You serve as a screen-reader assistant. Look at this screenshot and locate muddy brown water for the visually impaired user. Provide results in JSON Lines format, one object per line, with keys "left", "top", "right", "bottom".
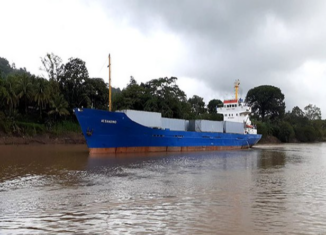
{"left": 0, "top": 143, "right": 326, "bottom": 234}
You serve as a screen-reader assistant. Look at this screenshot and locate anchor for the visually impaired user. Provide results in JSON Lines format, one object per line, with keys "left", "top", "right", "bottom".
{"left": 86, "top": 128, "right": 93, "bottom": 136}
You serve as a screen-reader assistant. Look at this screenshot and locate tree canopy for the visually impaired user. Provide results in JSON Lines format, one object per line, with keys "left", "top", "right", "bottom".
{"left": 0, "top": 57, "right": 12, "bottom": 77}
{"left": 304, "top": 104, "right": 322, "bottom": 120}
{"left": 207, "top": 99, "right": 223, "bottom": 114}
{"left": 0, "top": 57, "right": 31, "bottom": 77}
{"left": 246, "top": 85, "right": 285, "bottom": 121}
{"left": 59, "top": 58, "right": 90, "bottom": 110}
{"left": 188, "top": 95, "right": 206, "bottom": 117}
{"left": 114, "top": 77, "right": 190, "bottom": 119}
{"left": 40, "top": 53, "right": 63, "bottom": 81}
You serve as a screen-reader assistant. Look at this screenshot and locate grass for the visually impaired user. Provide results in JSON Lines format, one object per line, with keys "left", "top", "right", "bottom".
{"left": 51, "top": 120, "right": 81, "bottom": 135}
{"left": 0, "top": 117, "right": 81, "bottom": 137}
{"left": 16, "top": 121, "right": 45, "bottom": 136}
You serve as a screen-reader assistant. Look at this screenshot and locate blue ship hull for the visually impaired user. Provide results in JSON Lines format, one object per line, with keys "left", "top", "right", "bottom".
{"left": 74, "top": 108, "right": 262, "bottom": 154}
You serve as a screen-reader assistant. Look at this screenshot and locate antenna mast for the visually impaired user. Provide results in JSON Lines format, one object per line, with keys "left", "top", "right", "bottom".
{"left": 108, "top": 54, "right": 112, "bottom": 111}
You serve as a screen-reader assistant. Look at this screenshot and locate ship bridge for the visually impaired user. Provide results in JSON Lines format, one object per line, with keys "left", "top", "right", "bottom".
{"left": 217, "top": 98, "right": 252, "bottom": 124}
{"left": 216, "top": 80, "right": 257, "bottom": 134}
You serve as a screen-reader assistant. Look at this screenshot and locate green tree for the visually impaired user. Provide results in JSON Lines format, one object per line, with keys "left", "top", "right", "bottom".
{"left": 285, "top": 106, "right": 309, "bottom": 126}
{"left": 304, "top": 104, "right": 322, "bottom": 120}
{"left": 188, "top": 95, "right": 206, "bottom": 117}
{"left": 114, "top": 77, "right": 146, "bottom": 111}
{"left": 0, "top": 57, "right": 31, "bottom": 78}
{"left": 84, "top": 77, "right": 110, "bottom": 110}
{"left": 303, "top": 126, "right": 318, "bottom": 142}
{"left": 277, "top": 121, "right": 295, "bottom": 142}
{"left": 40, "top": 53, "right": 63, "bottom": 81}
{"left": 115, "top": 77, "right": 188, "bottom": 119}
{"left": 1, "top": 76, "right": 19, "bottom": 114}
{"left": 59, "top": 58, "right": 89, "bottom": 110}
{"left": 245, "top": 85, "right": 285, "bottom": 121}
{"left": 48, "top": 94, "right": 70, "bottom": 119}
{"left": 207, "top": 99, "right": 223, "bottom": 114}
{"left": 16, "top": 73, "right": 34, "bottom": 114}
{"left": 256, "top": 121, "right": 274, "bottom": 136}
{"left": 292, "top": 106, "right": 305, "bottom": 117}
{"left": 283, "top": 105, "right": 323, "bottom": 142}
{"left": 0, "top": 77, "right": 6, "bottom": 112}
{"left": 0, "top": 57, "right": 13, "bottom": 77}
{"left": 34, "top": 77, "right": 51, "bottom": 117}
{"left": 143, "top": 77, "right": 188, "bottom": 118}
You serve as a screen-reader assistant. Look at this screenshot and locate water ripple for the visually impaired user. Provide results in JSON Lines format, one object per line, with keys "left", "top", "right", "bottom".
{"left": 1, "top": 144, "right": 326, "bottom": 234}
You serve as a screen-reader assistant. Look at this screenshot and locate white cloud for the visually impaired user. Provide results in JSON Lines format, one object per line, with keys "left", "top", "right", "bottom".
{"left": 284, "top": 60, "right": 326, "bottom": 117}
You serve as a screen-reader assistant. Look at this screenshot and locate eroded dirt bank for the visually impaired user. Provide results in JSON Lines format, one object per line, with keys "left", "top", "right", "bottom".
{"left": 0, "top": 133, "right": 86, "bottom": 145}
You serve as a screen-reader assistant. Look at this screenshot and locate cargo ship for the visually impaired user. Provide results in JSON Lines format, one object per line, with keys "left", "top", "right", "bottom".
{"left": 74, "top": 76, "right": 261, "bottom": 154}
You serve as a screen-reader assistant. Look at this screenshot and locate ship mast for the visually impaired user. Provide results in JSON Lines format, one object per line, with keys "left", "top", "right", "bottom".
{"left": 234, "top": 79, "right": 240, "bottom": 101}
{"left": 108, "top": 54, "right": 112, "bottom": 111}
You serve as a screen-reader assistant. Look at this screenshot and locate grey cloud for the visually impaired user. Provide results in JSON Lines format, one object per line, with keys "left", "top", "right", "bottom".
{"left": 100, "top": 0, "right": 326, "bottom": 113}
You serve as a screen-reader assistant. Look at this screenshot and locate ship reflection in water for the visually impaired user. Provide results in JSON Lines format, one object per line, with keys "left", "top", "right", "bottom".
{"left": 0, "top": 143, "right": 326, "bottom": 234}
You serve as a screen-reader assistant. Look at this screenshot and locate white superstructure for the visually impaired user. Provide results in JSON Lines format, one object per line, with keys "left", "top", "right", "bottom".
{"left": 217, "top": 80, "right": 257, "bottom": 134}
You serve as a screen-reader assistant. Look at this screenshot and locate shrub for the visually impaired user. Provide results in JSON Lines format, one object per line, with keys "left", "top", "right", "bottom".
{"left": 16, "top": 122, "right": 45, "bottom": 136}
{"left": 51, "top": 120, "right": 81, "bottom": 135}
{"left": 256, "top": 121, "right": 274, "bottom": 136}
{"left": 277, "top": 121, "right": 295, "bottom": 142}
{"left": 303, "top": 126, "right": 317, "bottom": 142}
{"left": 0, "top": 112, "right": 11, "bottom": 134}
{"left": 294, "top": 126, "right": 307, "bottom": 142}
{"left": 257, "top": 121, "right": 268, "bottom": 136}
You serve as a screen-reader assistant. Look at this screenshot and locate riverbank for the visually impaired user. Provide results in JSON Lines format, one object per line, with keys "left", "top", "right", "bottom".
{"left": 0, "top": 132, "right": 86, "bottom": 145}
{"left": 256, "top": 135, "right": 281, "bottom": 144}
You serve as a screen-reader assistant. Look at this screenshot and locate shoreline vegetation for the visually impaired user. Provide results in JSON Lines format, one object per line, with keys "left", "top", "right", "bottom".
{"left": 1, "top": 54, "right": 325, "bottom": 145}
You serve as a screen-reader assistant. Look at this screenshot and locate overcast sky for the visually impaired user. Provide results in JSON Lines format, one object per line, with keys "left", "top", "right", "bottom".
{"left": 1, "top": 0, "right": 326, "bottom": 118}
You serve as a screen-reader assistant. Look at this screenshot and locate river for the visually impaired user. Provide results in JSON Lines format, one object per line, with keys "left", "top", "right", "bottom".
{"left": 0, "top": 143, "right": 326, "bottom": 234}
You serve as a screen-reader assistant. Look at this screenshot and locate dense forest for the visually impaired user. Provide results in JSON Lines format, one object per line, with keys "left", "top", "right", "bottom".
{"left": 0, "top": 54, "right": 325, "bottom": 142}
